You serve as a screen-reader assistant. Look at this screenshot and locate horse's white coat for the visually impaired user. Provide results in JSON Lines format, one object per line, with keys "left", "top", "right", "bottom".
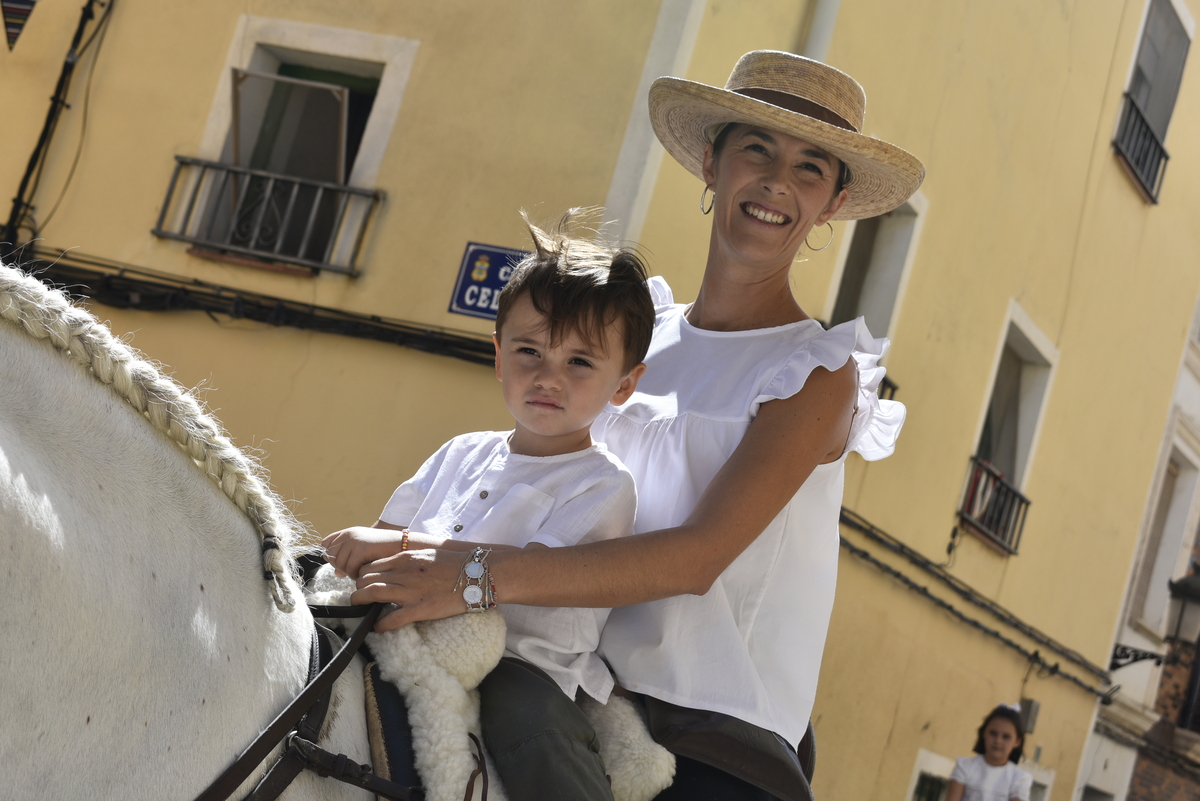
{"left": 0, "top": 265, "right": 371, "bottom": 800}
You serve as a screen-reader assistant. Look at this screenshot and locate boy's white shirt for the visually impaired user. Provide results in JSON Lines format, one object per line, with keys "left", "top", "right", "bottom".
{"left": 379, "top": 429, "right": 637, "bottom": 702}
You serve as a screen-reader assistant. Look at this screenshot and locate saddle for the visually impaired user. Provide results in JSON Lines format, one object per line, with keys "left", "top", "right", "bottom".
{"left": 304, "top": 562, "right": 813, "bottom": 801}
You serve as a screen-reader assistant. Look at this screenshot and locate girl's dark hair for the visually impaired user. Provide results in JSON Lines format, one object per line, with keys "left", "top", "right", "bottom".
{"left": 495, "top": 209, "right": 655, "bottom": 372}
{"left": 711, "top": 122, "right": 851, "bottom": 195}
{"left": 972, "top": 705, "right": 1025, "bottom": 764}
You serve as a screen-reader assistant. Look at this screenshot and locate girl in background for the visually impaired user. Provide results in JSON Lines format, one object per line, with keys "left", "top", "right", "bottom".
{"left": 946, "top": 704, "right": 1033, "bottom": 801}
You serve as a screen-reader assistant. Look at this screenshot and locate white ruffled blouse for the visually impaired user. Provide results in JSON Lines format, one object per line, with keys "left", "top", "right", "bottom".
{"left": 591, "top": 276, "right": 904, "bottom": 747}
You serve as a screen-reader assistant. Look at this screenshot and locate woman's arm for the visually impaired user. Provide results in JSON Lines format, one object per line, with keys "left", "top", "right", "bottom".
{"left": 354, "top": 359, "right": 857, "bottom": 630}
{"left": 945, "top": 780, "right": 965, "bottom": 801}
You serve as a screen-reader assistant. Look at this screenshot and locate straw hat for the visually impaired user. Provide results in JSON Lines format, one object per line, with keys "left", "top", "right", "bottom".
{"left": 648, "top": 50, "right": 924, "bottom": 220}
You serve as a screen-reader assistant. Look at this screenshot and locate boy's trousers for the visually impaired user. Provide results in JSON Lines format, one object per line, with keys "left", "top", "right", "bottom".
{"left": 479, "top": 656, "right": 615, "bottom": 801}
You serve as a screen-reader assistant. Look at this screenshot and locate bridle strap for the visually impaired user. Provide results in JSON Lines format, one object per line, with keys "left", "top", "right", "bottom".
{"left": 193, "top": 603, "right": 382, "bottom": 801}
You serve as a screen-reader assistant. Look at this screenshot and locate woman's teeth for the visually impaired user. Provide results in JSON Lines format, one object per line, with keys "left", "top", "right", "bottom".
{"left": 744, "top": 204, "right": 788, "bottom": 224}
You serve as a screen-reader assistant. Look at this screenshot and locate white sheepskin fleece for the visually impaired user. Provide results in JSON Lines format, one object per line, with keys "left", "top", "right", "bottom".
{"left": 307, "top": 564, "right": 674, "bottom": 801}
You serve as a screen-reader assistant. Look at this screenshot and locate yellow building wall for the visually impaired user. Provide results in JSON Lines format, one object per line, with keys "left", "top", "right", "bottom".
{"left": 6, "top": 1, "right": 1200, "bottom": 799}
{"left": 631, "top": 0, "right": 1200, "bottom": 798}
{"left": 0, "top": 0, "right": 664, "bottom": 536}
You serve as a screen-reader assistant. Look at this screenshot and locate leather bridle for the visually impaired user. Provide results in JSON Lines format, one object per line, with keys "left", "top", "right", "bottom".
{"left": 193, "top": 603, "right": 424, "bottom": 801}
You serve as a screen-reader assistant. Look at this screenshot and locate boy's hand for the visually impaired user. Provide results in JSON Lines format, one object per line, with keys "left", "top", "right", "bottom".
{"left": 321, "top": 526, "right": 410, "bottom": 580}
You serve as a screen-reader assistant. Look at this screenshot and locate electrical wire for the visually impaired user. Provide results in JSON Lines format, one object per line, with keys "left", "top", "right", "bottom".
{"left": 23, "top": 246, "right": 498, "bottom": 366}
{"left": 36, "top": 0, "right": 115, "bottom": 235}
{"left": 839, "top": 534, "right": 1110, "bottom": 701}
{"left": 840, "top": 507, "right": 1110, "bottom": 681}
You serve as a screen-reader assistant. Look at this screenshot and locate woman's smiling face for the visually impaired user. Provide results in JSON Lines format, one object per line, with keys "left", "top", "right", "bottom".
{"left": 702, "top": 124, "right": 847, "bottom": 271}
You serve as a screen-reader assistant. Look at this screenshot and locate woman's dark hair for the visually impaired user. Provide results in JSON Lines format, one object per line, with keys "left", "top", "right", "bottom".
{"left": 495, "top": 209, "right": 655, "bottom": 372}
{"left": 711, "top": 122, "right": 851, "bottom": 195}
{"left": 972, "top": 705, "right": 1025, "bottom": 764}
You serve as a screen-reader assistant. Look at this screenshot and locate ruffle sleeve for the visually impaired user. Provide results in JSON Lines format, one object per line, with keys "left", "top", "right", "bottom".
{"left": 755, "top": 317, "right": 905, "bottom": 461}
{"left": 646, "top": 275, "right": 674, "bottom": 308}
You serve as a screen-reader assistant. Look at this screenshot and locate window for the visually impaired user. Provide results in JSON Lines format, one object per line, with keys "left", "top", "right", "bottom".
{"left": 152, "top": 17, "right": 419, "bottom": 274}
{"left": 1129, "top": 438, "right": 1200, "bottom": 634}
{"left": 1081, "top": 788, "right": 1115, "bottom": 801}
{"left": 1113, "top": 0, "right": 1192, "bottom": 202}
{"left": 827, "top": 193, "right": 926, "bottom": 342}
{"left": 959, "top": 303, "right": 1056, "bottom": 553}
{"left": 906, "top": 749, "right": 954, "bottom": 801}
{"left": 911, "top": 772, "right": 947, "bottom": 801}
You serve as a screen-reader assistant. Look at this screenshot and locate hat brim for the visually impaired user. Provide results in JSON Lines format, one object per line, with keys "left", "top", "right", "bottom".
{"left": 649, "top": 77, "right": 925, "bottom": 220}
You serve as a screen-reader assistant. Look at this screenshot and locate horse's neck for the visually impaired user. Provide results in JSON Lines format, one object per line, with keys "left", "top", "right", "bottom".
{"left": 0, "top": 325, "right": 320, "bottom": 797}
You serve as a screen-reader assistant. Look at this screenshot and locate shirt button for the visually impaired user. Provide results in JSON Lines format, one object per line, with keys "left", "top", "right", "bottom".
{"left": 453, "top": 524, "right": 463, "bottom": 532}
{"left": 480, "top": 490, "right": 489, "bottom": 499}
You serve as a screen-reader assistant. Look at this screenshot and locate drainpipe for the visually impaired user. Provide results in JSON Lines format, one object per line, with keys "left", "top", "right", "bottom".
{"left": 800, "top": 0, "right": 841, "bottom": 62}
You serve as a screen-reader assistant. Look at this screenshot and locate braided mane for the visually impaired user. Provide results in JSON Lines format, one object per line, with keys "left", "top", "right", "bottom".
{"left": 0, "top": 264, "right": 300, "bottom": 612}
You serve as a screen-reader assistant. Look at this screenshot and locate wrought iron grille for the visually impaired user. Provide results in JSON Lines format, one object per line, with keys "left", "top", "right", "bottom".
{"left": 959, "top": 455, "right": 1031, "bottom": 554}
{"left": 911, "top": 772, "right": 947, "bottom": 801}
{"left": 878, "top": 374, "right": 899, "bottom": 400}
{"left": 1113, "top": 92, "right": 1169, "bottom": 202}
{"left": 152, "top": 156, "right": 383, "bottom": 274}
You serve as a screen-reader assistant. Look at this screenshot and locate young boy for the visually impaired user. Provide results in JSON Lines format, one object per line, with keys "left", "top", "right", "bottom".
{"left": 323, "top": 212, "right": 655, "bottom": 801}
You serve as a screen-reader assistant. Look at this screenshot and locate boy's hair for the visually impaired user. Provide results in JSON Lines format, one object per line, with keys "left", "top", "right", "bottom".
{"left": 972, "top": 704, "right": 1025, "bottom": 764}
{"left": 495, "top": 209, "right": 655, "bottom": 372}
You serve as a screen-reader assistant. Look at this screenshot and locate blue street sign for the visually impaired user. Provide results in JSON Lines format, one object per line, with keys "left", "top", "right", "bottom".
{"left": 449, "top": 242, "right": 530, "bottom": 321}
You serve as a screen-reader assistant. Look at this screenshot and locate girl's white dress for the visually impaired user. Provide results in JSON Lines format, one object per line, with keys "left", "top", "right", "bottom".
{"left": 592, "top": 277, "right": 905, "bottom": 747}
{"left": 950, "top": 754, "right": 1033, "bottom": 801}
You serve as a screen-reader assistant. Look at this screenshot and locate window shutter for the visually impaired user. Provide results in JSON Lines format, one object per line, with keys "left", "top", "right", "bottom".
{"left": 1130, "top": 0, "right": 1191, "bottom": 138}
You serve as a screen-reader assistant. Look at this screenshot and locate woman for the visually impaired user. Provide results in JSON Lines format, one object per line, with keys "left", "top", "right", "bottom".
{"left": 328, "top": 50, "right": 923, "bottom": 799}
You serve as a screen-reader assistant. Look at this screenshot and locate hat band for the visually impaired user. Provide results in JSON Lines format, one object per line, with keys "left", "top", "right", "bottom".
{"left": 733, "top": 87, "right": 858, "bottom": 133}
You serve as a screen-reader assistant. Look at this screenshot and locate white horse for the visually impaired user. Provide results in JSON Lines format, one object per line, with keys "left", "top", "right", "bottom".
{"left": 0, "top": 262, "right": 373, "bottom": 800}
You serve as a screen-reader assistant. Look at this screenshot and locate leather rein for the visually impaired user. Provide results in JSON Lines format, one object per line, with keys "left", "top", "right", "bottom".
{"left": 193, "top": 603, "right": 424, "bottom": 801}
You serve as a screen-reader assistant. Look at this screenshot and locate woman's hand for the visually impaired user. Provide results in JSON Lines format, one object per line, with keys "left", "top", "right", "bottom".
{"left": 352, "top": 548, "right": 469, "bottom": 631}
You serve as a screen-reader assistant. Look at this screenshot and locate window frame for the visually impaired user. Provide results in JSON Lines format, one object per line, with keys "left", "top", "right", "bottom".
{"left": 972, "top": 301, "right": 1058, "bottom": 493}
{"left": 1125, "top": 411, "right": 1200, "bottom": 639}
{"left": 196, "top": 15, "right": 418, "bottom": 190}
{"left": 1112, "top": 0, "right": 1194, "bottom": 202}
{"left": 174, "top": 16, "right": 419, "bottom": 272}
{"left": 905, "top": 749, "right": 955, "bottom": 801}
{"left": 823, "top": 189, "right": 928, "bottom": 344}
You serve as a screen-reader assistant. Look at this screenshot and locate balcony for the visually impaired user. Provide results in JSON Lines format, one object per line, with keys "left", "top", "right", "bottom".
{"left": 959, "top": 455, "right": 1031, "bottom": 554}
{"left": 1113, "top": 93, "right": 1169, "bottom": 203}
{"left": 152, "top": 157, "right": 383, "bottom": 275}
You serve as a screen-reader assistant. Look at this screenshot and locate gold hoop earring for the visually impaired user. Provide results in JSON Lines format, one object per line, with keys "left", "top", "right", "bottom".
{"left": 805, "top": 221, "right": 834, "bottom": 251}
{"left": 700, "top": 185, "right": 715, "bottom": 215}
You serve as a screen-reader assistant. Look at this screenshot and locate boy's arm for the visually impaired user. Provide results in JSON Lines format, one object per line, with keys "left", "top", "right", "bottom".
{"left": 323, "top": 522, "right": 489, "bottom": 579}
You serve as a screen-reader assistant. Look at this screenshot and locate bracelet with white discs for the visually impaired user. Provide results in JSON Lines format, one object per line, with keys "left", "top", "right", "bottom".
{"left": 460, "top": 547, "right": 492, "bottom": 612}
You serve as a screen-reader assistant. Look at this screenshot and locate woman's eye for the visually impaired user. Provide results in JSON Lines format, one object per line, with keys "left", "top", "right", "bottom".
{"left": 799, "top": 162, "right": 824, "bottom": 177}
{"left": 747, "top": 143, "right": 769, "bottom": 155}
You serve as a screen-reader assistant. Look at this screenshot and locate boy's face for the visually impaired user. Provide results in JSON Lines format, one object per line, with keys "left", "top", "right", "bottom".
{"left": 494, "top": 294, "right": 645, "bottom": 457}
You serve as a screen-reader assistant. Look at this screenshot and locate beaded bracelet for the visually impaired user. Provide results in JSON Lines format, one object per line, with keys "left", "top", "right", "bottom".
{"left": 400, "top": 530, "right": 410, "bottom": 552}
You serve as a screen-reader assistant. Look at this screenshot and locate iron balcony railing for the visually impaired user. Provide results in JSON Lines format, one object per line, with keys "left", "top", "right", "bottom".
{"left": 152, "top": 156, "right": 383, "bottom": 274}
{"left": 878, "top": 375, "right": 899, "bottom": 400}
{"left": 1113, "top": 92, "right": 1169, "bottom": 203}
{"left": 959, "top": 455, "right": 1031, "bottom": 554}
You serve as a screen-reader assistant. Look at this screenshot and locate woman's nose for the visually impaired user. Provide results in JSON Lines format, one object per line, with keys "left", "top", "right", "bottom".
{"left": 761, "top": 161, "right": 790, "bottom": 194}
